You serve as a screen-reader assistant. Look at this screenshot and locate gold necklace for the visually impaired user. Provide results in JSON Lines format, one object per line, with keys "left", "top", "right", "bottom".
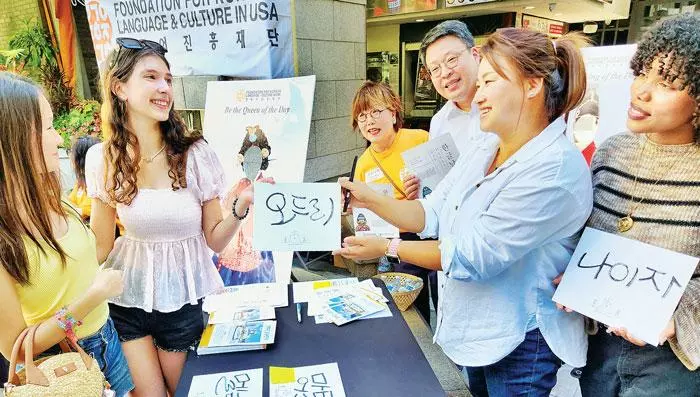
{"left": 142, "top": 144, "right": 166, "bottom": 164}
{"left": 617, "top": 139, "right": 698, "bottom": 233}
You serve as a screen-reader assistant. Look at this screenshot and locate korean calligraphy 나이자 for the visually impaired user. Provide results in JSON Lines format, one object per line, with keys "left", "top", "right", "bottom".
{"left": 270, "top": 363, "right": 346, "bottom": 397}
{"left": 187, "top": 368, "right": 262, "bottom": 397}
{"left": 553, "top": 227, "right": 699, "bottom": 346}
{"left": 254, "top": 183, "right": 341, "bottom": 252}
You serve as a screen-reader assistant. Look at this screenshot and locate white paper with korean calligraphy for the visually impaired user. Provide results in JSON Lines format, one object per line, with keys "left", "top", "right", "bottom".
{"left": 269, "top": 363, "right": 346, "bottom": 397}
{"left": 353, "top": 184, "right": 399, "bottom": 238}
{"left": 85, "top": 0, "right": 293, "bottom": 78}
{"left": 188, "top": 368, "right": 263, "bottom": 397}
{"left": 253, "top": 183, "right": 341, "bottom": 251}
{"left": 553, "top": 227, "right": 699, "bottom": 346}
{"left": 401, "top": 134, "right": 460, "bottom": 198}
{"left": 203, "top": 76, "right": 315, "bottom": 286}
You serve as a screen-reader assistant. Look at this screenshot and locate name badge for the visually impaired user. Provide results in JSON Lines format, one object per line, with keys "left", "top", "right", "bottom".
{"left": 365, "top": 167, "right": 383, "bottom": 182}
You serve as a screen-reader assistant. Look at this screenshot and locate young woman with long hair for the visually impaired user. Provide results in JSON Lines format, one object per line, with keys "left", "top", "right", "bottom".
{"left": 86, "top": 39, "right": 266, "bottom": 396}
{"left": 0, "top": 72, "right": 133, "bottom": 396}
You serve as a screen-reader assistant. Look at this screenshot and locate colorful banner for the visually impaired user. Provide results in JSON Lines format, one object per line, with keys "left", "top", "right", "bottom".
{"left": 84, "top": 0, "right": 293, "bottom": 78}
{"left": 566, "top": 44, "right": 637, "bottom": 164}
{"left": 203, "top": 76, "right": 316, "bottom": 286}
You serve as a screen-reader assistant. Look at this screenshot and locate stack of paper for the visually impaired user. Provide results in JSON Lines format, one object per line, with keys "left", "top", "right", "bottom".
{"left": 197, "top": 320, "right": 277, "bottom": 355}
{"left": 203, "top": 282, "right": 288, "bottom": 313}
{"left": 292, "top": 277, "right": 359, "bottom": 303}
{"left": 320, "top": 288, "right": 387, "bottom": 326}
{"left": 270, "top": 363, "right": 346, "bottom": 397}
{"left": 294, "top": 278, "right": 392, "bottom": 324}
{"left": 208, "top": 306, "right": 276, "bottom": 324}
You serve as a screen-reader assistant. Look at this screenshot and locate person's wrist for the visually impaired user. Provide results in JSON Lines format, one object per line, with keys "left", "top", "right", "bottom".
{"left": 232, "top": 196, "right": 250, "bottom": 220}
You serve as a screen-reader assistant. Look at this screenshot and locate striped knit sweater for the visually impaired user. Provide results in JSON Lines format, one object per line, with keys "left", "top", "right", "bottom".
{"left": 588, "top": 133, "right": 700, "bottom": 370}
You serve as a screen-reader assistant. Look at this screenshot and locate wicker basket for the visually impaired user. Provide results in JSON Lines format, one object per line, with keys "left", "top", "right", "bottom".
{"left": 373, "top": 272, "right": 423, "bottom": 311}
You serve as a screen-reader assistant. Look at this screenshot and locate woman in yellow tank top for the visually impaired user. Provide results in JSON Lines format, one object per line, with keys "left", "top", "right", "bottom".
{"left": 0, "top": 72, "right": 134, "bottom": 396}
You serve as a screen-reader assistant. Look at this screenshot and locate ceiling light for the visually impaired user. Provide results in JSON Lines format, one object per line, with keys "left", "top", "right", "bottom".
{"left": 415, "top": 19, "right": 425, "bottom": 22}
{"left": 524, "top": 6, "right": 535, "bottom": 10}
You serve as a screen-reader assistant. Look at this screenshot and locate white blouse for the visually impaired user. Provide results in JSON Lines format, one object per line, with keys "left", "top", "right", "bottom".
{"left": 86, "top": 140, "right": 225, "bottom": 312}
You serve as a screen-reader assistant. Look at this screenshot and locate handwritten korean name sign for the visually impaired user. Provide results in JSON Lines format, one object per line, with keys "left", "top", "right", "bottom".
{"left": 254, "top": 183, "right": 341, "bottom": 251}
{"left": 553, "top": 227, "right": 699, "bottom": 346}
{"left": 269, "top": 362, "right": 346, "bottom": 397}
{"left": 188, "top": 368, "right": 263, "bottom": 397}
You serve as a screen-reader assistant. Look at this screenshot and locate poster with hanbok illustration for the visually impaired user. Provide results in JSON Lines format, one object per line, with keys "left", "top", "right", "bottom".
{"left": 203, "top": 76, "right": 316, "bottom": 285}
{"left": 566, "top": 44, "right": 637, "bottom": 165}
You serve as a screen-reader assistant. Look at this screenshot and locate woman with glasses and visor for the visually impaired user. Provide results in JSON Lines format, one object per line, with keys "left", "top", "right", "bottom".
{"left": 336, "top": 29, "right": 592, "bottom": 396}
{"left": 345, "top": 81, "right": 434, "bottom": 321}
{"left": 85, "top": 38, "right": 259, "bottom": 396}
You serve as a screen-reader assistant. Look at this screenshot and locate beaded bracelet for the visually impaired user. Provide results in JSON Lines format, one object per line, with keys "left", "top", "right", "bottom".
{"left": 232, "top": 197, "right": 250, "bottom": 220}
{"left": 55, "top": 307, "right": 82, "bottom": 344}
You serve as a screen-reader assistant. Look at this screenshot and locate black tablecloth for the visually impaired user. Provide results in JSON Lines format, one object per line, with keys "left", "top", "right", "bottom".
{"left": 175, "top": 279, "right": 445, "bottom": 396}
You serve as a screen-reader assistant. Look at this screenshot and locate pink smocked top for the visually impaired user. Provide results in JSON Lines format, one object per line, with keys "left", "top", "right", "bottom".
{"left": 85, "top": 140, "right": 225, "bottom": 312}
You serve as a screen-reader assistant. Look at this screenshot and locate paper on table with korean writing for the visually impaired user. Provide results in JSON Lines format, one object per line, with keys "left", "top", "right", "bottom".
{"left": 553, "top": 227, "right": 699, "bottom": 345}
{"left": 353, "top": 183, "right": 399, "bottom": 238}
{"left": 188, "top": 368, "right": 263, "bottom": 397}
{"left": 270, "top": 363, "right": 346, "bottom": 397}
{"left": 253, "top": 183, "right": 341, "bottom": 251}
{"left": 401, "top": 134, "right": 460, "bottom": 198}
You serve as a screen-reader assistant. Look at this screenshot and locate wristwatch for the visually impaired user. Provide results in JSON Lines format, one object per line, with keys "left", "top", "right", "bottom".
{"left": 385, "top": 238, "right": 401, "bottom": 265}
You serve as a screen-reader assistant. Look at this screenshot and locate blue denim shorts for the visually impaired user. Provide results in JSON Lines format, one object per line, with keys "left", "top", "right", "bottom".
{"left": 77, "top": 317, "right": 135, "bottom": 397}
{"left": 109, "top": 301, "right": 205, "bottom": 353}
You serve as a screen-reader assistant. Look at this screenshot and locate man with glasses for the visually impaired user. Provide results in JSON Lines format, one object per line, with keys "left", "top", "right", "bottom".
{"left": 402, "top": 20, "right": 487, "bottom": 328}
{"left": 421, "top": 20, "right": 485, "bottom": 153}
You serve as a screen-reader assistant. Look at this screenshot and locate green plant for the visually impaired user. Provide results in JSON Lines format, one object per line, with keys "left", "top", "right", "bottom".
{"left": 54, "top": 100, "right": 102, "bottom": 148}
{"left": 41, "top": 60, "right": 75, "bottom": 115}
{"left": 8, "top": 20, "right": 56, "bottom": 70}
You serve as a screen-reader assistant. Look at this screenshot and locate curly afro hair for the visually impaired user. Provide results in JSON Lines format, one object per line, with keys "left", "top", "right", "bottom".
{"left": 630, "top": 13, "right": 700, "bottom": 138}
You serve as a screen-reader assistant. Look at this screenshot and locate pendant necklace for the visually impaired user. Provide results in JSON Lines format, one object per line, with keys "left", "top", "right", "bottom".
{"left": 617, "top": 139, "right": 697, "bottom": 233}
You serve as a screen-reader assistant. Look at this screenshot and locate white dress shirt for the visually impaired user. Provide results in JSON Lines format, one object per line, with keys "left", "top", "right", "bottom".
{"left": 418, "top": 117, "right": 593, "bottom": 367}
{"left": 429, "top": 101, "right": 485, "bottom": 155}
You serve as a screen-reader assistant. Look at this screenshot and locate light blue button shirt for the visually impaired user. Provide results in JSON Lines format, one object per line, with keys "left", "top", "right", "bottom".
{"left": 419, "top": 117, "right": 593, "bottom": 367}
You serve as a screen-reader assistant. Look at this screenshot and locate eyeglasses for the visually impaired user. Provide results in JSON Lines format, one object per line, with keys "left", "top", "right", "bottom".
{"left": 427, "top": 49, "right": 468, "bottom": 78}
{"left": 113, "top": 37, "right": 167, "bottom": 66}
{"left": 356, "top": 108, "right": 387, "bottom": 123}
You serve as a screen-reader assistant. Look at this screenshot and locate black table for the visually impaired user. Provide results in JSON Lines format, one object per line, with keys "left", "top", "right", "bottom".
{"left": 175, "top": 279, "right": 445, "bottom": 396}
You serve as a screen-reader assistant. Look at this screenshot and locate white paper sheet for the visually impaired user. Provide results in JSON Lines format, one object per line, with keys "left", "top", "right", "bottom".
{"left": 270, "top": 363, "right": 345, "bottom": 397}
{"left": 553, "top": 227, "right": 698, "bottom": 345}
{"left": 401, "top": 134, "right": 460, "bottom": 198}
{"left": 203, "top": 283, "right": 288, "bottom": 313}
{"left": 254, "top": 183, "right": 341, "bottom": 251}
{"left": 188, "top": 368, "right": 263, "bottom": 397}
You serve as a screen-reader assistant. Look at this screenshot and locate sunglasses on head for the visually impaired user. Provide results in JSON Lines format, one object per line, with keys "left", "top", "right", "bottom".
{"left": 113, "top": 37, "right": 167, "bottom": 67}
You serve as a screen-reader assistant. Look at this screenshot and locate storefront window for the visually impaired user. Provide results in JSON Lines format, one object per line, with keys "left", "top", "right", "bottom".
{"left": 366, "top": 0, "right": 437, "bottom": 18}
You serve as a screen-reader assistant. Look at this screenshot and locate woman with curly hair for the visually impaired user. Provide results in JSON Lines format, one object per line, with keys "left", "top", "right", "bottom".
{"left": 85, "top": 38, "right": 265, "bottom": 396}
{"left": 577, "top": 13, "right": 700, "bottom": 395}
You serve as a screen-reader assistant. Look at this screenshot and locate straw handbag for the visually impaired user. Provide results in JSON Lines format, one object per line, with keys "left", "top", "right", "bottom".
{"left": 4, "top": 325, "right": 106, "bottom": 397}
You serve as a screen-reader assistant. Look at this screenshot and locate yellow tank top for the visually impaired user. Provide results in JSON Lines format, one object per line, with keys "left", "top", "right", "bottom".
{"left": 16, "top": 209, "right": 108, "bottom": 339}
